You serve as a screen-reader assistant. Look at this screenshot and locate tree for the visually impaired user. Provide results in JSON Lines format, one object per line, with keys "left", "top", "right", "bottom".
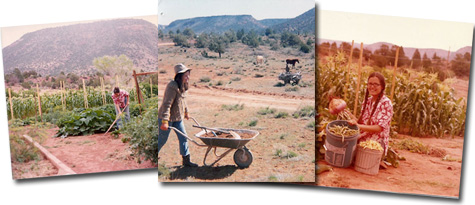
{"left": 182, "top": 28, "right": 195, "bottom": 38}
{"left": 173, "top": 34, "right": 190, "bottom": 48}
{"left": 411, "top": 49, "right": 422, "bottom": 68}
{"left": 158, "top": 30, "right": 164, "bottom": 40}
{"left": 93, "top": 55, "right": 135, "bottom": 87}
{"left": 372, "top": 44, "right": 391, "bottom": 68}
{"left": 242, "top": 30, "right": 259, "bottom": 48}
{"left": 237, "top": 29, "right": 245, "bottom": 40}
{"left": 451, "top": 53, "right": 471, "bottom": 77}
{"left": 265, "top": 28, "right": 273, "bottom": 36}
{"left": 208, "top": 35, "right": 228, "bottom": 58}
{"left": 422, "top": 53, "right": 432, "bottom": 69}
{"left": 13, "top": 68, "right": 24, "bottom": 83}
{"left": 300, "top": 43, "right": 311, "bottom": 53}
{"left": 195, "top": 33, "right": 209, "bottom": 48}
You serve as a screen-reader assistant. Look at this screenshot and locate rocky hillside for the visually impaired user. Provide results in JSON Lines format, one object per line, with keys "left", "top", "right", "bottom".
{"left": 2, "top": 18, "right": 158, "bottom": 76}
{"left": 162, "top": 7, "right": 315, "bottom": 34}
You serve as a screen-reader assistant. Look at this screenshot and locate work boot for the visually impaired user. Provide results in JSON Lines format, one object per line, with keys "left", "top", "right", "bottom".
{"left": 182, "top": 155, "right": 198, "bottom": 167}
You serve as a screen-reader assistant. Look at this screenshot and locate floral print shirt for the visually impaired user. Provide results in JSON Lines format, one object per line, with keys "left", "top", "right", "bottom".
{"left": 111, "top": 90, "right": 129, "bottom": 108}
{"left": 358, "top": 95, "right": 393, "bottom": 156}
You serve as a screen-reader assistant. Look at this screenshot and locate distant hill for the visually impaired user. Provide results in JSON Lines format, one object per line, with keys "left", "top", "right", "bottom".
{"left": 162, "top": 7, "right": 315, "bottom": 34}
{"left": 258, "top": 18, "right": 289, "bottom": 27}
{"left": 164, "top": 15, "right": 266, "bottom": 34}
{"left": 319, "top": 39, "right": 472, "bottom": 61}
{"left": 2, "top": 18, "right": 158, "bottom": 76}
{"left": 270, "top": 7, "right": 315, "bottom": 34}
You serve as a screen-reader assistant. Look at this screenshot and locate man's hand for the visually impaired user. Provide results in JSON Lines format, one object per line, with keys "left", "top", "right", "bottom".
{"left": 184, "top": 112, "right": 190, "bottom": 120}
{"left": 160, "top": 121, "right": 169, "bottom": 131}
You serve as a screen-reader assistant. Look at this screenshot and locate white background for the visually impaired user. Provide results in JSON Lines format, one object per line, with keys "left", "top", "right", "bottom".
{"left": 0, "top": 0, "right": 474, "bottom": 204}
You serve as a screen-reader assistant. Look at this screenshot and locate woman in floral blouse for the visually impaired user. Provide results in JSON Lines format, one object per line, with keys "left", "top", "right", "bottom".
{"left": 349, "top": 72, "right": 393, "bottom": 157}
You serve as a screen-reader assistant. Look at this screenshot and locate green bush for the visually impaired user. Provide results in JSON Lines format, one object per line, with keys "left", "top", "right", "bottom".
{"left": 54, "top": 108, "right": 115, "bottom": 138}
{"left": 274, "top": 111, "right": 289, "bottom": 119}
{"left": 293, "top": 106, "right": 315, "bottom": 118}
{"left": 122, "top": 108, "right": 159, "bottom": 164}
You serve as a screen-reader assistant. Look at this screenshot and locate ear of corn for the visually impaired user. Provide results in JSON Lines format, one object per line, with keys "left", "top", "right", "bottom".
{"left": 359, "top": 140, "right": 383, "bottom": 151}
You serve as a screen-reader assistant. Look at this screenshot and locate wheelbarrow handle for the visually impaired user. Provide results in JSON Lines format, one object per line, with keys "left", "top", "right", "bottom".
{"left": 190, "top": 117, "right": 201, "bottom": 127}
{"left": 168, "top": 127, "right": 207, "bottom": 147}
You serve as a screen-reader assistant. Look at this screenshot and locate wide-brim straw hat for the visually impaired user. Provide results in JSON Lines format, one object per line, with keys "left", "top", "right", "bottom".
{"left": 174, "top": 63, "right": 191, "bottom": 74}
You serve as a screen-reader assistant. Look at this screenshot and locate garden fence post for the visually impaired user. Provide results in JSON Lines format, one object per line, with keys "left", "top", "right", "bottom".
{"left": 353, "top": 42, "right": 363, "bottom": 117}
{"left": 390, "top": 46, "right": 400, "bottom": 102}
{"left": 82, "top": 79, "right": 88, "bottom": 109}
{"left": 36, "top": 84, "right": 43, "bottom": 121}
{"left": 8, "top": 88, "right": 14, "bottom": 120}
{"left": 344, "top": 40, "right": 354, "bottom": 101}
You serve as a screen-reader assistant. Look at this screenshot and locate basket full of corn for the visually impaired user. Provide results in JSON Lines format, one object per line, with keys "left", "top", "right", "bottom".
{"left": 354, "top": 140, "right": 384, "bottom": 175}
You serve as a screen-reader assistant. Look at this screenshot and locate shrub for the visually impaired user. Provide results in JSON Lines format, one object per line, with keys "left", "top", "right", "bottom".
{"left": 257, "top": 107, "right": 276, "bottom": 115}
{"left": 54, "top": 108, "right": 115, "bottom": 138}
{"left": 274, "top": 111, "right": 289, "bottom": 119}
{"left": 221, "top": 104, "right": 244, "bottom": 111}
{"left": 122, "top": 108, "right": 159, "bottom": 164}
{"left": 200, "top": 76, "right": 211, "bottom": 83}
{"left": 293, "top": 106, "right": 315, "bottom": 118}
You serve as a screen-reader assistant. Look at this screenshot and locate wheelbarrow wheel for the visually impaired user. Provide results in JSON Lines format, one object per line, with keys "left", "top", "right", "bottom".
{"left": 233, "top": 147, "right": 253, "bottom": 168}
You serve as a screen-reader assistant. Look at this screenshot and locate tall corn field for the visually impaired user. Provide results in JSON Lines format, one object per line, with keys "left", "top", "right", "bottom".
{"left": 318, "top": 51, "right": 467, "bottom": 138}
{"left": 6, "top": 88, "right": 141, "bottom": 120}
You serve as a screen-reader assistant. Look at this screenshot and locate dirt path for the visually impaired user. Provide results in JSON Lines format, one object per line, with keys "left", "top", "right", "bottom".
{"left": 40, "top": 130, "right": 156, "bottom": 174}
{"left": 187, "top": 85, "right": 314, "bottom": 111}
{"left": 317, "top": 135, "right": 463, "bottom": 197}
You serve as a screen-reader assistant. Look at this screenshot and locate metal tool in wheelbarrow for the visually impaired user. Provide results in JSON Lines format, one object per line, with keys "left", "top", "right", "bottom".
{"left": 192, "top": 125, "right": 241, "bottom": 139}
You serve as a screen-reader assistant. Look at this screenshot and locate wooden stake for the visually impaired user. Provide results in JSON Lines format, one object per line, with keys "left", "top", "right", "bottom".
{"left": 390, "top": 46, "right": 400, "bottom": 101}
{"left": 8, "top": 88, "right": 14, "bottom": 120}
{"left": 36, "top": 84, "right": 43, "bottom": 121}
{"left": 133, "top": 70, "right": 144, "bottom": 105}
{"left": 82, "top": 79, "right": 88, "bottom": 109}
{"left": 100, "top": 77, "right": 106, "bottom": 105}
{"left": 150, "top": 77, "right": 153, "bottom": 98}
{"left": 344, "top": 40, "right": 354, "bottom": 101}
{"left": 353, "top": 42, "right": 364, "bottom": 117}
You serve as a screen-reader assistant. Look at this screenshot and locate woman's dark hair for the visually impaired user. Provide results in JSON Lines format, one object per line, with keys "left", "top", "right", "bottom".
{"left": 113, "top": 87, "right": 120, "bottom": 94}
{"left": 357, "top": 72, "right": 386, "bottom": 124}
{"left": 174, "top": 70, "right": 190, "bottom": 93}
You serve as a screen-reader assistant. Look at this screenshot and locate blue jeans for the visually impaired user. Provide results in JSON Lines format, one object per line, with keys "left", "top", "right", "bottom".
{"left": 157, "top": 119, "right": 190, "bottom": 156}
{"left": 114, "top": 98, "right": 130, "bottom": 129}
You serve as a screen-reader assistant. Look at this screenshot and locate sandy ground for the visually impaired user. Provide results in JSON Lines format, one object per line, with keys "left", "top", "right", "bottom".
{"left": 317, "top": 134, "right": 464, "bottom": 197}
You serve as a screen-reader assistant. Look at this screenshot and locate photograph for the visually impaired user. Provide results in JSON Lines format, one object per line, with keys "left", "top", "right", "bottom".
{"left": 155, "top": 0, "right": 316, "bottom": 182}
{"left": 315, "top": 9, "right": 472, "bottom": 198}
{"left": 1, "top": 15, "right": 160, "bottom": 179}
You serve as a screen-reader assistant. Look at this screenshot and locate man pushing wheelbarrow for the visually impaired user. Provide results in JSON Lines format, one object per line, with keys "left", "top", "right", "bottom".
{"left": 157, "top": 63, "right": 198, "bottom": 167}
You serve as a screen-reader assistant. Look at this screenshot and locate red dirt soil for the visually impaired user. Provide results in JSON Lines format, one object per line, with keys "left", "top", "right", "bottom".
{"left": 40, "top": 129, "right": 156, "bottom": 174}
{"left": 317, "top": 134, "right": 464, "bottom": 197}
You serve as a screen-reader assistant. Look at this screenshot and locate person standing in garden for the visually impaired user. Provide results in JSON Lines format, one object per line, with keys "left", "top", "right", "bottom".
{"left": 157, "top": 63, "right": 198, "bottom": 167}
{"left": 112, "top": 87, "right": 130, "bottom": 129}
{"left": 349, "top": 72, "right": 393, "bottom": 165}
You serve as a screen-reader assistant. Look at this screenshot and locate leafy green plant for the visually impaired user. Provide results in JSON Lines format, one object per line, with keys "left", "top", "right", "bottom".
{"left": 54, "top": 108, "right": 115, "bottom": 138}
{"left": 122, "top": 108, "right": 159, "bottom": 164}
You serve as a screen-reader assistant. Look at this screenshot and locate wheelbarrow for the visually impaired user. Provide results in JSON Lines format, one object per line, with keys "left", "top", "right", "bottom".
{"left": 169, "top": 118, "right": 259, "bottom": 168}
